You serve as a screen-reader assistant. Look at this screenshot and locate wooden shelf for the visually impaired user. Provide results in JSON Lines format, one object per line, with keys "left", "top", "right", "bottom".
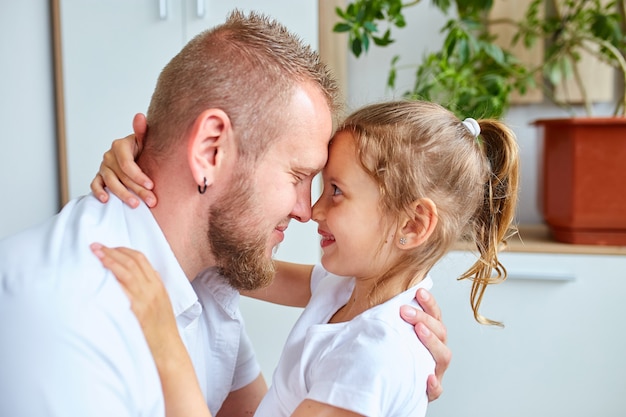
{"left": 454, "top": 224, "right": 626, "bottom": 256}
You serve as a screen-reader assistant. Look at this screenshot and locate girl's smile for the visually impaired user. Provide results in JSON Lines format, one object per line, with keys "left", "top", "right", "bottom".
{"left": 317, "top": 228, "right": 336, "bottom": 248}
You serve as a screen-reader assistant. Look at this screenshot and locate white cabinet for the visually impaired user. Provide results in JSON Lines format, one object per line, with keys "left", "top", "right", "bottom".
{"left": 428, "top": 251, "right": 626, "bottom": 417}
{"left": 60, "top": 0, "right": 318, "bottom": 199}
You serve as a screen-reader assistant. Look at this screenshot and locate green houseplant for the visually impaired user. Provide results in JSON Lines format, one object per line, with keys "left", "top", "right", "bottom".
{"left": 334, "top": 0, "right": 626, "bottom": 245}
{"left": 333, "top": 0, "right": 535, "bottom": 119}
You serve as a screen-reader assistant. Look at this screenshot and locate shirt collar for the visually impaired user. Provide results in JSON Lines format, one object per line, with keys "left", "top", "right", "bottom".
{"left": 192, "top": 267, "right": 241, "bottom": 320}
{"left": 116, "top": 196, "right": 200, "bottom": 322}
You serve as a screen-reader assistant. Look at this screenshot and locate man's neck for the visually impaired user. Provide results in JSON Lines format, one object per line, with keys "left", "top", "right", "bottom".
{"left": 140, "top": 159, "right": 216, "bottom": 283}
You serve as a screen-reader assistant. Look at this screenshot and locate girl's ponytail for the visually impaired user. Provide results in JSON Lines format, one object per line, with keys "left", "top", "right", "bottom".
{"left": 459, "top": 119, "right": 520, "bottom": 326}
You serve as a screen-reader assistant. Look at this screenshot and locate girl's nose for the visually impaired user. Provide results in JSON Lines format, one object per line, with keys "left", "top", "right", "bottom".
{"left": 311, "top": 197, "right": 324, "bottom": 223}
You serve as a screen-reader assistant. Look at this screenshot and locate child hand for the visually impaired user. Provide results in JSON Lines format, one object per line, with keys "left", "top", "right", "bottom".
{"left": 90, "top": 113, "right": 157, "bottom": 208}
{"left": 90, "top": 243, "right": 177, "bottom": 360}
{"left": 400, "top": 288, "right": 450, "bottom": 402}
{"left": 91, "top": 243, "right": 213, "bottom": 417}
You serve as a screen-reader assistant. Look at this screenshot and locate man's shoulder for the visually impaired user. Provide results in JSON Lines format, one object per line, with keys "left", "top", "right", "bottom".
{"left": 0, "top": 195, "right": 129, "bottom": 294}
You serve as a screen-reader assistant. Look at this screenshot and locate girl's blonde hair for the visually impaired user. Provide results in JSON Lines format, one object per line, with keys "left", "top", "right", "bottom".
{"left": 340, "top": 100, "right": 519, "bottom": 326}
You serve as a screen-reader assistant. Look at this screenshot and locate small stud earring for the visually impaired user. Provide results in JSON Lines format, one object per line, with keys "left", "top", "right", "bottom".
{"left": 399, "top": 237, "right": 407, "bottom": 245}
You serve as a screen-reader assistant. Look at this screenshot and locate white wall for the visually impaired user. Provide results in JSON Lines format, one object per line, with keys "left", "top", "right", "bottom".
{"left": 0, "top": 1, "right": 59, "bottom": 238}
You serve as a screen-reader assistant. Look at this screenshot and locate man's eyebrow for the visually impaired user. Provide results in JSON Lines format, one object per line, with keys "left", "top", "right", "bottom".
{"left": 294, "top": 162, "right": 325, "bottom": 175}
{"left": 294, "top": 167, "right": 321, "bottom": 177}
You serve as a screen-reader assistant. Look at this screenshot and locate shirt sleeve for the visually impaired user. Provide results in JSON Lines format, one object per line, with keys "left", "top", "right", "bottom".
{"left": 231, "top": 325, "right": 262, "bottom": 391}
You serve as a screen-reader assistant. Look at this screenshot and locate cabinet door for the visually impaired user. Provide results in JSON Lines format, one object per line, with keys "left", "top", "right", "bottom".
{"left": 427, "top": 251, "right": 626, "bottom": 417}
{"left": 184, "top": 0, "right": 319, "bottom": 48}
{"left": 61, "top": 0, "right": 185, "bottom": 198}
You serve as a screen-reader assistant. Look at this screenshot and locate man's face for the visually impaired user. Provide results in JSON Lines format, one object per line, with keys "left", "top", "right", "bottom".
{"left": 209, "top": 82, "right": 333, "bottom": 290}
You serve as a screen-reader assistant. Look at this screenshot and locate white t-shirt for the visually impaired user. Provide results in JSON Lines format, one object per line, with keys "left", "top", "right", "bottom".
{"left": 0, "top": 193, "right": 259, "bottom": 416}
{"left": 255, "top": 265, "right": 435, "bottom": 417}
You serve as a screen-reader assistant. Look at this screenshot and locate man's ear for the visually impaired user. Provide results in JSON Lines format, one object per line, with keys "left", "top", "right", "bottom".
{"left": 396, "top": 198, "right": 438, "bottom": 249}
{"left": 187, "top": 109, "right": 234, "bottom": 190}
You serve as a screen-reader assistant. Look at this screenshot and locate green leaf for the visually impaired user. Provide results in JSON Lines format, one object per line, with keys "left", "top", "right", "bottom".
{"left": 546, "top": 63, "right": 562, "bottom": 85}
{"left": 458, "top": 38, "right": 470, "bottom": 65}
{"left": 482, "top": 42, "right": 505, "bottom": 65}
{"left": 333, "top": 23, "right": 353, "bottom": 33}
{"left": 431, "top": 0, "right": 452, "bottom": 14}
{"left": 361, "top": 32, "right": 370, "bottom": 52}
{"left": 351, "top": 37, "right": 363, "bottom": 57}
{"left": 373, "top": 36, "right": 395, "bottom": 46}
{"left": 394, "top": 15, "right": 407, "bottom": 28}
{"left": 444, "top": 31, "right": 458, "bottom": 57}
{"left": 387, "top": 66, "right": 397, "bottom": 89}
{"left": 363, "top": 21, "right": 378, "bottom": 33}
{"left": 334, "top": 6, "right": 348, "bottom": 20}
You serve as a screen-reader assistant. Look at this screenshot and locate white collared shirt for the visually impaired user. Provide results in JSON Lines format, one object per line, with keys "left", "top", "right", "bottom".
{"left": 0, "top": 193, "right": 260, "bottom": 416}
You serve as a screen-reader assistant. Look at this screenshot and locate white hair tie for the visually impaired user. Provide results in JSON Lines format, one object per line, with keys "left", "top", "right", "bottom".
{"left": 462, "top": 117, "right": 480, "bottom": 138}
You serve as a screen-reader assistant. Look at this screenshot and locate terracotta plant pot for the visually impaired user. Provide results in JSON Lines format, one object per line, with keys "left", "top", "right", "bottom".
{"left": 535, "top": 117, "right": 626, "bottom": 246}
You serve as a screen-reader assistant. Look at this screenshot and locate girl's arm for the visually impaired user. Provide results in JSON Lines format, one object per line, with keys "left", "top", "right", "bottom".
{"left": 241, "top": 261, "right": 314, "bottom": 307}
{"left": 90, "top": 243, "right": 211, "bottom": 417}
{"left": 292, "top": 400, "right": 362, "bottom": 417}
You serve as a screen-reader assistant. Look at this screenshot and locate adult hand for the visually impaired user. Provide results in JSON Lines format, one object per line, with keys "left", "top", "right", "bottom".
{"left": 90, "top": 113, "right": 157, "bottom": 208}
{"left": 400, "top": 288, "right": 450, "bottom": 402}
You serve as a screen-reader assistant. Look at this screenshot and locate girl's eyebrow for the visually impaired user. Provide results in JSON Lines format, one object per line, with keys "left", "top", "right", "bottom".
{"left": 324, "top": 174, "right": 346, "bottom": 187}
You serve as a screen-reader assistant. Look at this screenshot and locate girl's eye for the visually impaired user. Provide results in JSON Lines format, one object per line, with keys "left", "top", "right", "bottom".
{"left": 331, "top": 184, "right": 342, "bottom": 196}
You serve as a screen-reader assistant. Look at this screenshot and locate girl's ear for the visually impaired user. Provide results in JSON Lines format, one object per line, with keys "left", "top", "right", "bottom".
{"left": 187, "top": 109, "right": 234, "bottom": 191}
{"left": 397, "top": 198, "right": 438, "bottom": 249}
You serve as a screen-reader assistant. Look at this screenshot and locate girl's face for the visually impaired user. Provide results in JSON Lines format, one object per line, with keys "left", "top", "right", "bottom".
{"left": 312, "top": 131, "right": 398, "bottom": 279}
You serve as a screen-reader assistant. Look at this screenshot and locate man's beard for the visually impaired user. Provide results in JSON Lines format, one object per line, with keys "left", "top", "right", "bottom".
{"left": 208, "top": 172, "right": 276, "bottom": 291}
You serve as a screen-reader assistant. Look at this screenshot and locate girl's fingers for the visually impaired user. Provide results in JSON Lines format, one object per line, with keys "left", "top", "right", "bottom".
{"left": 90, "top": 132, "right": 157, "bottom": 209}
{"left": 91, "top": 244, "right": 151, "bottom": 291}
{"left": 90, "top": 243, "right": 175, "bottom": 353}
{"left": 100, "top": 165, "right": 140, "bottom": 208}
{"left": 90, "top": 173, "right": 109, "bottom": 203}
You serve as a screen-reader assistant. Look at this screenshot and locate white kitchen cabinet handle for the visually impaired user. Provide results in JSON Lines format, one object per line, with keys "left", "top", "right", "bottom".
{"left": 197, "top": 0, "right": 205, "bottom": 18}
{"left": 159, "top": 0, "right": 168, "bottom": 20}
{"left": 507, "top": 271, "right": 575, "bottom": 282}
